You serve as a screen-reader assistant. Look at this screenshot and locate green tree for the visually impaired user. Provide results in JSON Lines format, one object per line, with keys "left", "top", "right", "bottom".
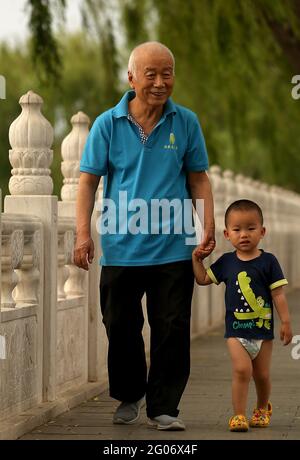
{"left": 27, "top": 0, "right": 66, "bottom": 83}
{"left": 0, "top": 33, "right": 122, "bottom": 200}
{"left": 151, "top": 0, "right": 300, "bottom": 190}
{"left": 2, "top": 0, "right": 300, "bottom": 194}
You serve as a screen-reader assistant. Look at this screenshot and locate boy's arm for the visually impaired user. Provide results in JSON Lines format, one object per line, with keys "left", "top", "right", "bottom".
{"left": 192, "top": 250, "right": 213, "bottom": 286}
{"left": 271, "top": 286, "right": 293, "bottom": 345}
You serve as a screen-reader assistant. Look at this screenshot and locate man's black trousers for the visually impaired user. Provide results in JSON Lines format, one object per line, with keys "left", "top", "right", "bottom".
{"left": 100, "top": 260, "right": 194, "bottom": 418}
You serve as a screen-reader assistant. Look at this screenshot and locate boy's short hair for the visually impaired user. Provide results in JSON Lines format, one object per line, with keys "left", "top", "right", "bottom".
{"left": 225, "top": 199, "right": 264, "bottom": 226}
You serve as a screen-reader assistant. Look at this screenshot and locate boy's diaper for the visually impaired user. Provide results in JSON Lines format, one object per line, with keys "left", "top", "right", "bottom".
{"left": 237, "top": 338, "right": 263, "bottom": 360}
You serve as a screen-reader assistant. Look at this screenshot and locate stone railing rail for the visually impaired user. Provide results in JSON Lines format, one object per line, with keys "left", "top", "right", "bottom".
{"left": 1, "top": 90, "right": 300, "bottom": 439}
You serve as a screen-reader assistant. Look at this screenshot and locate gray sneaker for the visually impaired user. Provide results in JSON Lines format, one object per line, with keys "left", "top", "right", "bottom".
{"left": 148, "top": 414, "right": 186, "bottom": 431}
{"left": 113, "top": 397, "right": 145, "bottom": 424}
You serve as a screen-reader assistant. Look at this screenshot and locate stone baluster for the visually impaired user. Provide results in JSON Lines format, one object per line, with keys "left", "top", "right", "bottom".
{"left": 270, "top": 185, "right": 286, "bottom": 269}
{"left": 293, "top": 192, "right": 300, "bottom": 288}
{"left": 256, "top": 182, "right": 271, "bottom": 251}
{"left": 279, "top": 187, "right": 290, "bottom": 277}
{"left": 223, "top": 169, "right": 237, "bottom": 208}
{"left": 269, "top": 185, "right": 280, "bottom": 254}
{"left": 286, "top": 190, "right": 297, "bottom": 285}
{"left": 250, "top": 179, "right": 263, "bottom": 209}
{"left": 235, "top": 174, "right": 250, "bottom": 200}
{"left": 257, "top": 182, "right": 270, "bottom": 220}
{"left": 1, "top": 226, "right": 24, "bottom": 308}
{"left": 14, "top": 226, "right": 42, "bottom": 305}
{"left": 57, "top": 223, "right": 70, "bottom": 300}
{"left": 64, "top": 234, "right": 86, "bottom": 298}
{"left": 223, "top": 169, "right": 238, "bottom": 252}
{"left": 244, "top": 176, "right": 255, "bottom": 201}
{"left": 64, "top": 260, "right": 86, "bottom": 297}
{"left": 61, "top": 111, "right": 90, "bottom": 204}
{"left": 5, "top": 90, "right": 57, "bottom": 402}
{"left": 281, "top": 188, "right": 293, "bottom": 281}
{"left": 57, "top": 219, "right": 76, "bottom": 299}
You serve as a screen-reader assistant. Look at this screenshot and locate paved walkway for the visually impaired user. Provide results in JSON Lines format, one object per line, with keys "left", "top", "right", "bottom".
{"left": 20, "top": 290, "right": 300, "bottom": 440}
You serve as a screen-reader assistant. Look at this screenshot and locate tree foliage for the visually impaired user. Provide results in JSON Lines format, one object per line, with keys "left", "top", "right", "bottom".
{"left": 27, "top": 0, "right": 66, "bottom": 82}
{"left": 0, "top": 33, "right": 122, "bottom": 199}
{"left": 150, "top": 0, "right": 300, "bottom": 191}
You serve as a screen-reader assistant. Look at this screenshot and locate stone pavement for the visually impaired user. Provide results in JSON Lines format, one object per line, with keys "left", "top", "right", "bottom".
{"left": 20, "top": 290, "right": 300, "bottom": 440}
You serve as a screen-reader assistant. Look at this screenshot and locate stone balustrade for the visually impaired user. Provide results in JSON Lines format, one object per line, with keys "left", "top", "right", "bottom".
{"left": 0, "top": 211, "right": 43, "bottom": 423}
{"left": 1, "top": 90, "right": 300, "bottom": 439}
{"left": 1, "top": 214, "right": 42, "bottom": 310}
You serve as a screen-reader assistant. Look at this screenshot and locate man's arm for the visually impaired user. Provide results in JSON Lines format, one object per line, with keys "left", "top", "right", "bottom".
{"left": 271, "top": 286, "right": 293, "bottom": 345}
{"left": 188, "top": 171, "right": 215, "bottom": 257}
{"left": 74, "top": 172, "right": 101, "bottom": 270}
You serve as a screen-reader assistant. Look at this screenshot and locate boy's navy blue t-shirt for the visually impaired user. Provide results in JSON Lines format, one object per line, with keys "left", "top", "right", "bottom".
{"left": 207, "top": 250, "right": 288, "bottom": 340}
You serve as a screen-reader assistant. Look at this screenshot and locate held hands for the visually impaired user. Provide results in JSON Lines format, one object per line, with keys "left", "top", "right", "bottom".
{"left": 194, "top": 230, "right": 216, "bottom": 260}
{"left": 280, "top": 322, "right": 293, "bottom": 346}
{"left": 74, "top": 236, "right": 94, "bottom": 271}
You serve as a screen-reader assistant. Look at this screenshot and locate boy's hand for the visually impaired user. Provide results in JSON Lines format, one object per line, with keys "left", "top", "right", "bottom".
{"left": 280, "top": 322, "right": 293, "bottom": 345}
{"left": 193, "top": 244, "right": 213, "bottom": 260}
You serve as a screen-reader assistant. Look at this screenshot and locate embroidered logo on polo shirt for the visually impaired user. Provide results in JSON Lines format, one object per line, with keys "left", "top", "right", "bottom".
{"left": 164, "top": 132, "right": 178, "bottom": 150}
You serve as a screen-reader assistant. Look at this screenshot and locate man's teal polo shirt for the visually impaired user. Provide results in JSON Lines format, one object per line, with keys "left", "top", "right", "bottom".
{"left": 80, "top": 90, "right": 209, "bottom": 266}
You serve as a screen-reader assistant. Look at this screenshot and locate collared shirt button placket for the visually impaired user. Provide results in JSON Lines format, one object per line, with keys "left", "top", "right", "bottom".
{"left": 127, "top": 113, "right": 148, "bottom": 144}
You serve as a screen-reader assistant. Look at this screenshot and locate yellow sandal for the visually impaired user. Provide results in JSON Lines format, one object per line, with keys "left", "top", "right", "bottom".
{"left": 229, "top": 414, "right": 249, "bottom": 432}
{"left": 249, "top": 401, "right": 272, "bottom": 428}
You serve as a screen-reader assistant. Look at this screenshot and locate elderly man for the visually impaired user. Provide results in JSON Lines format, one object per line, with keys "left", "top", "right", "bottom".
{"left": 74, "top": 41, "right": 215, "bottom": 431}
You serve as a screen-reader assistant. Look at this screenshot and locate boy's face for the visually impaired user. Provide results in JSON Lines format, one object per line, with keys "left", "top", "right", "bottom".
{"left": 224, "top": 210, "right": 266, "bottom": 253}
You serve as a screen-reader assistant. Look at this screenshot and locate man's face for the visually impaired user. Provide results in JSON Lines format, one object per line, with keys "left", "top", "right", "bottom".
{"left": 128, "top": 49, "right": 174, "bottom": 108}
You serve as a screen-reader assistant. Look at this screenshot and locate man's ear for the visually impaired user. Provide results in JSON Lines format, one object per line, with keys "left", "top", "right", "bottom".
{"left": 224, "top": 229, "right": 229, "bottom": 240}
{"left": 128, "top": 71, "right": 135, "bottom": 89}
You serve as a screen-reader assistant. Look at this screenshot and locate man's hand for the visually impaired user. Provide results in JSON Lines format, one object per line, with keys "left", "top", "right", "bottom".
{"left": 74, "top": 236, "right": 94, "bottom": 271}
{"left": 280, "top": 322, "right": 293, "bottom": 345}
{"left": 194, "top": 229, "right": 216, "bottom": 260}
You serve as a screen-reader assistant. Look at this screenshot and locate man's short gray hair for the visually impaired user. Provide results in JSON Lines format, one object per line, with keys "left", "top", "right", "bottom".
{"left": 128, "top": 41, "right": 175, "bottom": 78}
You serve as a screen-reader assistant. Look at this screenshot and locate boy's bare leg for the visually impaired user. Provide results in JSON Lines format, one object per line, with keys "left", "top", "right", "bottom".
{"left": 227, "top": 338, "right": 252, "bottom": 415}
{"left": 252, "top": 340, "right": 273, "bottom": 409}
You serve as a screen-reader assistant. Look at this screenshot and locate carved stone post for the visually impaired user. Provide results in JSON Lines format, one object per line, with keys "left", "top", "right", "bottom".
{"left": 5, "top": 90, "right": 57, "bottom": 402}
{"left": 59, "top": 109, "right": 106, "bottom": 382}
{"left": 58, "top": 112, "right": 89, "bottom": 302}
{"left": 60, "top": 111, "right": 90, "bottom": 204}
{"left": 8, "top": 91, "right": 53, "bottom": 196}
